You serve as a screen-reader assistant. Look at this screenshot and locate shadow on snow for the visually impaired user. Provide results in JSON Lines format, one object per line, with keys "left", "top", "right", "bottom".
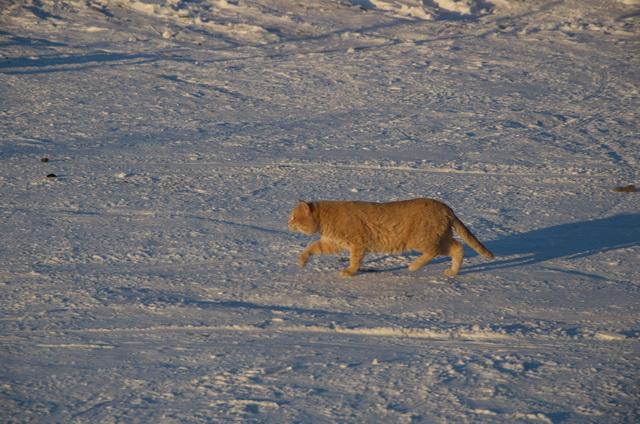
{"left": 0, "top": 52, "right": 156, "bottom": 74}
{"left": 465, "top": 213, "right": 640, "bottom": 274}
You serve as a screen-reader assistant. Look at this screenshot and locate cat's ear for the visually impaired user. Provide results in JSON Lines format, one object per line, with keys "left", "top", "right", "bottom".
{"left": 297, "top": 200, "right": 311, "bottom": 214}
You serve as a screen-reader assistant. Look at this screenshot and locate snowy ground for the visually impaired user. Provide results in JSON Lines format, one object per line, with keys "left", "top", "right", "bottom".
{"left": 1, "top": 0, "right": 639, "bottom": 422}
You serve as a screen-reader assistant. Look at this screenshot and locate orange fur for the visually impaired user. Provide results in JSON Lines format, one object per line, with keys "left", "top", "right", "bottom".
{"left": 288, "top": 198, "right": 494, "bottom": 277}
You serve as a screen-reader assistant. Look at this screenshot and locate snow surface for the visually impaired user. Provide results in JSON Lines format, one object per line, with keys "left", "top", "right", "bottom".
{"left": 1, "top": 0, "right": 639, "bottom": 422}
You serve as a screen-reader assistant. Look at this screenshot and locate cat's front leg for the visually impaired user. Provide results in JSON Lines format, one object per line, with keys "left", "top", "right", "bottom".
{"left": 298, "top": 243, "right": 315, "bottom": 267}
{"left": 340, "top": 247, "right": 364, "bottom": 277}
{"left": 299, "top": 239, "right": 340, "bottom": 267}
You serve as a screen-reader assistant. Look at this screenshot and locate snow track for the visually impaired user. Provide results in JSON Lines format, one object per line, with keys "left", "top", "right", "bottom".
{"left": 11, "top": 321, "right": 638, "bottom": 344}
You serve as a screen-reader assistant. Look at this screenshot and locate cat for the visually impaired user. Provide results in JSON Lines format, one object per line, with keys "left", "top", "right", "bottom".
{"left": 288, "top": 198, "right": 494, "bottom": 277}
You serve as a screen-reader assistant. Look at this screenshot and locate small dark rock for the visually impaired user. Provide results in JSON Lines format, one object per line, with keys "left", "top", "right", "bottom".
{"left": 46, "top": 173, "right": 57, "bottom": 178}
{"left": 613, "top": 185, "right": 636, "bottom": 193}
{"left": 41, "top": 157, "right": 49, "bottom": 162}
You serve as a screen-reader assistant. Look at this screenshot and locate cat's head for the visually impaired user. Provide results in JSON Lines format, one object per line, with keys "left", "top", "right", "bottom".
{"left": 288, "top": 201, "right": 319, "bottom": 235}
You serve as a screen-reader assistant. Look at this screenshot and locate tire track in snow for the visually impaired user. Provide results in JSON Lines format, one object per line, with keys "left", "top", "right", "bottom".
{"left": 35, "top": 343, "right": 115, "bottom": 349}
{"left": 179, "top": 160, "right": 612, "bottom": 179}
{"left": 15, "top": 323, "right": 636, "bottom": 346}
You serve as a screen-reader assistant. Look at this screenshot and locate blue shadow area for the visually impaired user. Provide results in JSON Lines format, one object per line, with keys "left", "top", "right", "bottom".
{"left": 95, "top": 286, "right": 359, "bottom": 319}
{"left": 0, "top": 52, "right": 150, "bottom": 68}
{"left": 0, "top": 31, "right": 67, "bottom": 48}
{"left": 464, "top": 213, "right": 640, "bottom": 273}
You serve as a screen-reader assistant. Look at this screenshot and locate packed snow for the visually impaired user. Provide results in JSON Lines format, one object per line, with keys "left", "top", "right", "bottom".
{"left": 1, "top": 0, "right": 639, "bottom": 422}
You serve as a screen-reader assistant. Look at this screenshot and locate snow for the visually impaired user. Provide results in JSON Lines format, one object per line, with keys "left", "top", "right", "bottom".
{"left": 1, "top": 0, "right": 639, "bottom": 421}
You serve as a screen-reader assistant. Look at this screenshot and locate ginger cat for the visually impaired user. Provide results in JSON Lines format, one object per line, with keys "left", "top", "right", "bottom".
{"left": 288, "top": 198, "right": 494, "bottom": 277}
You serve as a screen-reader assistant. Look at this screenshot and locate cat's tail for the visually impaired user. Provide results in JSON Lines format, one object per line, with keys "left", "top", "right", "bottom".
{"left": 452, "top": 215, "right": 495, "bottom": 259}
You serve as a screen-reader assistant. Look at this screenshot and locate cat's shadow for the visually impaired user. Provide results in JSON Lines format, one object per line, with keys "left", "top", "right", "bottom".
{"left": 362, "top": 213, "right": 640, "bottom": 275}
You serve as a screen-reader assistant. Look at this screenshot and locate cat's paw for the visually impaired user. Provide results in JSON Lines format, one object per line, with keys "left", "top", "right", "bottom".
{"left": 443, "top": 269, "right": 458, "bottom": 277}
{"left": 339, "top": 269, "right": 355, "bottom": 277}
{"left": 298, "top": 255, "right": 308, "bottom": 267}
{"left": 408, "top": 263, "right": 422, "bottom": 272}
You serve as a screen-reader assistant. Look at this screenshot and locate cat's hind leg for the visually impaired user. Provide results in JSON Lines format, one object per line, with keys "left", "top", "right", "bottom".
{"left": 299, "top": 239, "right": 340, "bottom": 267}
{"left": 408, "top": 247, "right": 438, "bottom": 272}
{"left": 340, "top": 246, "right": 365, "bottom": 277}
{"left": 443, "top": 240, "right": 463, "bottom": 277}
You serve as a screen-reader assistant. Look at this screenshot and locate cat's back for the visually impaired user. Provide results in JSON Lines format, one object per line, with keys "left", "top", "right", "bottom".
{"left": 329, "top": 198, "right": 448, "bottom": 214}
{"left": 316, "top": 197, "right": 448, "bottom": 214}
{"left": 315, "top": 197, "right": 452, "bottom": 230}
{"left": 375, "top": 197, "right": 448, "bottom": 212}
